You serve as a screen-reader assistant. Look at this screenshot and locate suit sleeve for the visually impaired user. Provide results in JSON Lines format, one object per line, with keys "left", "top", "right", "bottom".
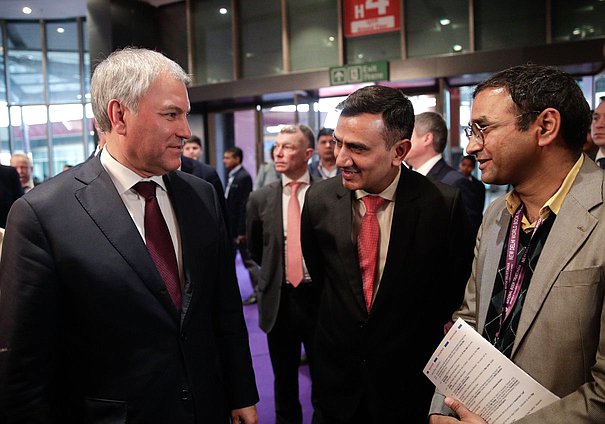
{"left": 301, "top": 185, "right": 324, "bottom": 286}
{"left": 246, "top": 192, "right": 263, "bottom": 266}
{"left": 0, "top": 199, "right": 59, "bottom": 423}
{"left": 429, "top": 188, "right": 481, "bottom": 416}
{"left": 210, "top": 187, "right": 259, "bottom": 409}
{"left": 237, "top": 176, "right": 253, "bottom": 237}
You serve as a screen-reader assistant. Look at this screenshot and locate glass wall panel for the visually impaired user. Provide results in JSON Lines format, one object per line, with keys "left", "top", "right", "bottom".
{"left": 191, "top": 0, "right": 233, "bottom": 84}
{"left": 49, "top": 104, "right": 85, "bottom": 172}
{"left": 406, "top": 0, "right": 469, "bottom": 57}
{"left": 0, "top": 104, "right": 9, "bottom": 163}
{"left": 345, "top": 32, "right": 400, "bottom": 64}
{"left": 7, "top": 22, "right": 44, "bottom": 105}
{"left": 475, "top": 0, "right": 545, "bottom": 51}
{"left": 552, "top": 0, "right": 605, "bottom": 43}
{"left": 46, "top": 21, "right": 81, "bottom": 104}
{"left": 288, "top": 0, "right": 338, "bottom": 71}
{"left": 240, "top": 0, "right": 282, "bottom": 77}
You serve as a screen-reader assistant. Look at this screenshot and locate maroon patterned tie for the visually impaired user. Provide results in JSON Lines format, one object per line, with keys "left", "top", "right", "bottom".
{"left": 134, "top": 181, "right": 182, "bottom": 312}
{"left": 358, "top": 195, "right": 387, "bottom": 312}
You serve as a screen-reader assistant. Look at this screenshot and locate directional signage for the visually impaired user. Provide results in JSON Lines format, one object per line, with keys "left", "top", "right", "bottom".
{"left": 329, "top": 61, "right": 389, "bottom": 86}
{"left": 344, "top": 0, "right": 401, "bottom": 38}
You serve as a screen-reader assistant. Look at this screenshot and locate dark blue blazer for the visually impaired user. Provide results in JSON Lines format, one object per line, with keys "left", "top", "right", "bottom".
{"left": 427, "top": 158, "right": 484, "bottom": 234}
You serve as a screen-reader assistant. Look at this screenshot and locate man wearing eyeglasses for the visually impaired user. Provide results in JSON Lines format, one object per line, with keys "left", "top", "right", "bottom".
{"left": 430, "top": 64, "right": 605, "bottom": 423}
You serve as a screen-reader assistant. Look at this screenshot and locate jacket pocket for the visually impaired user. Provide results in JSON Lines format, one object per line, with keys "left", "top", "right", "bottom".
{"left": 85, "top": 398, "right": 127, "bottom": 424}
{"left": 554, "top": 266, "right": 601, "bottom": 287}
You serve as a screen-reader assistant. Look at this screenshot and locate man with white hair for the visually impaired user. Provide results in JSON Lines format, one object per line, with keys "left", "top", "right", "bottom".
{"left": 0, "top": 47, "right": 258, "bottom": 423}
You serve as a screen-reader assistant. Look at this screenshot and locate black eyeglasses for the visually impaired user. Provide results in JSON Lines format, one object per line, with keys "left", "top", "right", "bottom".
{"left": 464, "top": 111, "right": 541, "bottom": 147}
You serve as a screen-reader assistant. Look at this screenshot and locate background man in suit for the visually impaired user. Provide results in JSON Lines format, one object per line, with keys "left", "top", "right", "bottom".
{"left": 224, "top": 146, "right": 258, "bottom": 304}
{"left": 591, "top": 98, "right": 605, "bottom": 168}
{"left": 430, "top": 64, "right": 605, "bottom": 423}
{"left": 183, "top": 135, "right": 203, "bottom": 161}
{"left": 405, "top": 112, "right": 483, "bottom": 235}
{"left": 0, "top": 47, "right": 258, "bottom": 423}
{"left": 308, "top": 127, "right": 339, "bottom": 180}
{"left": 0, "top": 164, "right": 23, "bottom": 228}
{"left": 458, "top": 155, "right": 486, "bottom": 216}
{"left": 247, "top": 124, "right": 319, "bottom": 424}
{"left": 10, "top": 153, "right": 38, "bottom": 193}
{"left": 301, "top": 85, "right": 474, "bottom": 423}
{"left": 180, "top": 144, "right": 228, "bottom": 226}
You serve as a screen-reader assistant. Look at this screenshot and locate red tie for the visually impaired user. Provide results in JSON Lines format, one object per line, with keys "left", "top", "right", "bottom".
{"left": 358, "top": 195, "right": 387, "bottom": 311}
{"left": 134, "top": 181, "right": 182, "bottom": 312}
{"left": 286, "top": 182, "right": 304, "bottom": 287}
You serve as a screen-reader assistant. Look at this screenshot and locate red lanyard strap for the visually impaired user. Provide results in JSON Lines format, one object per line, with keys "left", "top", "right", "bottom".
{"left": 501, "top": 205, "right": 543, "bottom": 323}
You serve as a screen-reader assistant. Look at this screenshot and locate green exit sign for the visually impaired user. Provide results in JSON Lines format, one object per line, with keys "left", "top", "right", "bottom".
{"left": 329, "top": 61, "right": 389, "bottom": 86}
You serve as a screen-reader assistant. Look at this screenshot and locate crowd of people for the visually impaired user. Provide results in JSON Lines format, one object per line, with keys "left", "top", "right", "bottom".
{"left": 1, "top": 47, "right": 605, "bottom": 424}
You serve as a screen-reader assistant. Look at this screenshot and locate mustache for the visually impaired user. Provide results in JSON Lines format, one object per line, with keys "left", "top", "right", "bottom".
{"left": 340, "top": 166, "right": 360, "bottom": 173}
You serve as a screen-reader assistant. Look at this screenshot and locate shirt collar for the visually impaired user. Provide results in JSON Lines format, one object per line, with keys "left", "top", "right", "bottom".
{"left": 355, "top": 166, "right": 401, "bottom": 203}
{"left": 413, "top": 153, "right": 442, "bottom": 176}
{"left": 596, "top": 149, "right": 605, "bottom": 162}
{"left": 505, "top": 155, "right": 583, "bottom": 231}
{"left": 282, "top": 171, "right": 311, "bottom": 187}
{"left": 228, "top": 164, "right": 242, "bottom": 178}
{"left": 100, "top": 148, "right": 167, "bottom": 195}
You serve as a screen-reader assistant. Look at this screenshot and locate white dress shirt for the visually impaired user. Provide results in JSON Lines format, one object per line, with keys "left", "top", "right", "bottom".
{"left": 412, "top": 153, "right": 442, "bottom": 176}
{"left": 100, "top": 149, "right": 183, "bottom": 280}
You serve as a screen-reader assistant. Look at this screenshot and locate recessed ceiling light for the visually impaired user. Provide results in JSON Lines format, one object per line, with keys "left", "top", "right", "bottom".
{"left": 22, "top": 6, "right": 32, "bottom": 14}
{"left": 440, "top": 18, "right": 451, "bottom": 26}
{"left": 452, "top": 44, "right": 462, "bottom": 52}
{"left": 219, "top": 8, "right": 228, "bottom": 14}
{"left": 328, "top": 36, "right": 335, "bottom": 42}
{"left": 57, "top": 27, "right": 65, "bottom": 34}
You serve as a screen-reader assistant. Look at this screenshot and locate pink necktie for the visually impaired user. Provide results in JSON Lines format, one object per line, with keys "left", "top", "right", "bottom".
{"left": 134, "top": 182, "right": 182, "bottom": 312}
{"left": 286, "top": 182, "right": 304, "bottom": 287}
{"left": 358, "top": 195, "right": 387, "bottom": 311}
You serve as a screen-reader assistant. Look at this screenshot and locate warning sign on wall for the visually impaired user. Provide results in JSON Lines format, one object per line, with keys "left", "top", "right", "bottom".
{"left": 343, "top": 0, "right": 401, "bottom": 38}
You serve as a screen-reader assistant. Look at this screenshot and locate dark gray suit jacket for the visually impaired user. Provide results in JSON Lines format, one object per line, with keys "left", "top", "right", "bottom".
{"left": 0, "top": 156, "right": 258, "bottom": 423}
{"left": 246, "top": 175, "right": 318, "bottom": 333}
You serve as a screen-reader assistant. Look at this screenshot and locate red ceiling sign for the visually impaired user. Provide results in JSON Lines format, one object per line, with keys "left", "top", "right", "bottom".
{"left": 343, "top": 0, "right": 401, "bottom": 38}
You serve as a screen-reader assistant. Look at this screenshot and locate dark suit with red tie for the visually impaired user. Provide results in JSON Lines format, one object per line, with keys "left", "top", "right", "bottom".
{"left": 0, "top": 156, "right": 258, "bottom": 423}
{"left": 301, "top": 168, "right": 474, "bottom": 423}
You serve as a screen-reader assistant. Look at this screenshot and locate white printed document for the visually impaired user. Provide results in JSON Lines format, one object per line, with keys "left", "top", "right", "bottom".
{"left": 424, "top": 318, "right": 559, "bottom": 424}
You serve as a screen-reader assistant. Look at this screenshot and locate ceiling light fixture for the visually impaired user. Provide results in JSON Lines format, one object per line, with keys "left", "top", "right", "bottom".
{"left": 440, "top": 18, "right": 451, "bottom": 26}
{"left": 219, "top": 8, "right": 228, "bottom": 14}
{"left": 22, "top": 6, "right": 32, "bottom": 14}
{"left": 57, "top": 27, "right": 65, "bottom": 34}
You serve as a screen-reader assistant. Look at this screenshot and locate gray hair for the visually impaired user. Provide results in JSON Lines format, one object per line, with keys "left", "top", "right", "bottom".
{"left": 91, "top": 47, "right": 191, "bottom": 133}
{"left": 280, "top": 124, "right": 315, "bottom": 149}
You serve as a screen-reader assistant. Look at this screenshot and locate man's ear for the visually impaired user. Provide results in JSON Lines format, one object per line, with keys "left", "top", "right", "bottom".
{"left": 394, "top": 139, "right": 411, "bottom": 165}
{"left": 107, "top": 99, "right": 127, "bottom": 136}
{"left": 536, "top": 108, "right": 561, "bottom": 147}
{"left": 304, "top": 147, "right": 314, "bottom": 161}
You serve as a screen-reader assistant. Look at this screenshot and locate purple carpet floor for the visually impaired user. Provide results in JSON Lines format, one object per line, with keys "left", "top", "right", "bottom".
{"left": 235, "top": 253, "right": 313, "bottom": 424}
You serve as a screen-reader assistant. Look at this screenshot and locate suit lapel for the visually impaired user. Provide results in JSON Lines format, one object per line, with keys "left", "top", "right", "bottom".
{"left": 372, "top": 169, "right": 420, "bottom": 312}
{"left": 74, "top": 157, "right": 178, "bottom": 317}
{"left": 476, "top": 204, "right": 510, "bottom": 333}
{"left": 165, "top": 172, "right": 219, "bottom": 324}
{"left": 511, "top": 160, "right": 603, "bottom": 357}
{"left": 332, "top": 182, "right": 366, "bottom": 312}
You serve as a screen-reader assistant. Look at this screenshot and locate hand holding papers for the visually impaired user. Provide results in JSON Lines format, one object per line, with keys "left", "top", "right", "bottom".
{"left": 424, "top": 318, "right": 559, "bottom": 424}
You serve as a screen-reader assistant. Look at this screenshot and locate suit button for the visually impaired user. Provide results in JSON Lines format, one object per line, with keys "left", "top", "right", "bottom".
{"left": 181, "top": 389, "right": 190, "bottom": 401}
{"left": 358, "top": 321, "right": 366, "bottom": 329}
{"left": 181, "top": 332, "right": 187, "bottom": 341}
